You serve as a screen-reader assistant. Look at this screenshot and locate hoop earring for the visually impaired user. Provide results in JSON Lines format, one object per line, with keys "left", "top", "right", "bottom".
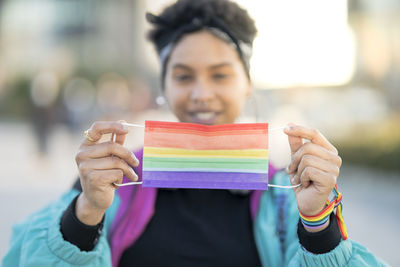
{"left": 156, "top": 95, "right": 166, "bottom": 107}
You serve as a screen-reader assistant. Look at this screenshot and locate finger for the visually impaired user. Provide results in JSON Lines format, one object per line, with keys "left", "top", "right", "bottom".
{"left": 76, "top": 142, "right": 140, "bottom": 168}
{"left": 87, "top": 169, "right": 124, "bottom": 187}
{"left": 80, "top": 157, "right": 138, "bottom": 181}
{"left": 83, "top": 121, "right": 129, "bottom": 146}
{"left": 299, "top": 166, "right": 337, "bottom": 190}
{"left": 287, "top": 142, "right": 342, "bottom": 174}
{"left": 284, "top": 124, "right": 337, "bottom": 153}
{"left": 285, "top": 123, "right": 303, "bottom": 155}
{"left": 296, "top": 154, "right": 340, "bottom": 180}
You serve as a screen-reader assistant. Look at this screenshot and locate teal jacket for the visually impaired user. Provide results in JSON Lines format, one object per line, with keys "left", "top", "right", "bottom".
{"left": 2, "top": 171, "right": 387, "bottom": 267}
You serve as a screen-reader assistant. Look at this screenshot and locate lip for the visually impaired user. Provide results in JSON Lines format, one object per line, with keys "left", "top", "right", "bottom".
{"left": 187, "top": 110, "right": 221, "bottom": 125}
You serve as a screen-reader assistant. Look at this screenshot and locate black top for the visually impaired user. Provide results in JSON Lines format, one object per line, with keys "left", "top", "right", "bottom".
{"left": 119, "top": 189, "right": 262, "bottom": 267}
{"left": 61, "top": 179, "right": 342, "bottom": 265}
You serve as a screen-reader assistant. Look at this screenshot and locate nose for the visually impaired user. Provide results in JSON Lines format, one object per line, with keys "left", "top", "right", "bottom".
{"left": 189, "top": 78, "right": 215, "bottom": 103}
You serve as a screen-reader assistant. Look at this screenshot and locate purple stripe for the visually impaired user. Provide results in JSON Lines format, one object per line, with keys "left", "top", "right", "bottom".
{"left": 143, "top": 171, "right": 268, "bottom": 183}
{"left": 301, "top": 219, "right": 330, "bottom": 230}
{"left": 142, "top": 171, "right": 269, "bottom": 190}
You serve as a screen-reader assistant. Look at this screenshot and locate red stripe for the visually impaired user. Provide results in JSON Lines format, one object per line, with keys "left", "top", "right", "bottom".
{"left": 145, "top": 120, "right": 269, "bottom": 133}
{"left": 299, "top": 201, "right": 335, "bottom": 219}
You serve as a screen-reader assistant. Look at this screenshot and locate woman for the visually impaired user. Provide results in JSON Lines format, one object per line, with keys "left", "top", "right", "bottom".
{"left": 3, "top": 0, "right": 386, "bottom": 266}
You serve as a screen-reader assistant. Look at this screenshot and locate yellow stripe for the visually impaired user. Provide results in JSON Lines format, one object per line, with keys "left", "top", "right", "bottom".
{"left": 144, "top": 147, "right": 269, "bottom": 159}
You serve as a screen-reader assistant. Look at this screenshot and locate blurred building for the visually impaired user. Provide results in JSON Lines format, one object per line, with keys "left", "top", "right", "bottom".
{"left": 0, "top": 0, "right": 399, "bottom": 163}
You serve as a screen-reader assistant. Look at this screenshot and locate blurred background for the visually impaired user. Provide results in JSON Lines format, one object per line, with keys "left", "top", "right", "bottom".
{"left": 0, "top": 0, "right": 399, "bottom": 265}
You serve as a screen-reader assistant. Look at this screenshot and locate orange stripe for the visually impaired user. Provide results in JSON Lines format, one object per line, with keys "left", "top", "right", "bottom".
{"left": 144, "top": 131, "right": 268, "bottom": 150}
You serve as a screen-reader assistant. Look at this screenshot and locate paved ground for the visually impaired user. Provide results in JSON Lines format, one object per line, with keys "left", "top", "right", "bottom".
{"left": 1, "top": 122, "right": 399, "bottom": 265}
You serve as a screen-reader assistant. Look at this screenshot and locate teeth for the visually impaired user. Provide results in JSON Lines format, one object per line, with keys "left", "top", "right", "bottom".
{"left": 195, "top": 112, "right": 215, "bottom": 120}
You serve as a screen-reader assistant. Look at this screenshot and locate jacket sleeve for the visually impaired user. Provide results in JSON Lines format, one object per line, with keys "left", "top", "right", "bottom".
{"left": 2, "top": 189, "right": 120, "bottom": 267}
{"left": 255, "top": 170, "right": 389, "bottom": 267}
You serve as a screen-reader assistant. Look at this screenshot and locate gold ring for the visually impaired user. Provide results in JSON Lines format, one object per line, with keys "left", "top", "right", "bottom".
{"left": 84, "top": 129, "right": 95, "bottom": 142}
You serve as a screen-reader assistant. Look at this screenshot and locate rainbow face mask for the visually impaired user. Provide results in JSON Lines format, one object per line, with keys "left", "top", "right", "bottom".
{"left": 142, "top": 120, "right": 269, "bottom": 190}
{"left": 117, "top": 120, "right": 348, "bottom": 241}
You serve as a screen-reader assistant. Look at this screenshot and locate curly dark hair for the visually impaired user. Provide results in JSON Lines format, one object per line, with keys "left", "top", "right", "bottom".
{"left": 146, "top": 0, "right": 257, "bottom": 54}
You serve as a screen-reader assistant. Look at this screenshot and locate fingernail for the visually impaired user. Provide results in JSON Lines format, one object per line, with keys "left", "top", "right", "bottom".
{"left": 130, "top": 168, "right": 138, "bottom": 180}
{"left": 284, "top": 125, "right": 291, "bottom": 132}
{"left": 122, "top": 124, "right": 128, "bottom": 130}
{"left": 286, "top": 165, "right": 295, "bottom": 174}
{"left": 285, "top": 166, "right": 290, "bottom": 173}
{"left": 131, "top": 154, "right": 140, "bottom": 166}
{"left": 286, "top": 123, "right": 296, "bottom": 130}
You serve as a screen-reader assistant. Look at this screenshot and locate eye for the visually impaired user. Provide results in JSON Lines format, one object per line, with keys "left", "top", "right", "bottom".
{"left": 212, "top": 73, "right": 229, "bottom": 81}
{"left": 174, "top": 74, "right": 194, "bottom": 82}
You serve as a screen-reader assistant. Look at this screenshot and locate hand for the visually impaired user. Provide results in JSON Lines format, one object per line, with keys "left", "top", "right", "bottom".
{"left": 74, "top": 121, "right": 139, "bottom": 225}
{"left": 284, "top": 123, "right": 342, "bottom": 230}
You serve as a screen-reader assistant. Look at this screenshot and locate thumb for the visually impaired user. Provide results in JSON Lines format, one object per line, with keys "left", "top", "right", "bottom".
{"left": 114, "top": 132, "right": 127, "bottom": 146}
{"left": 284, "top": 123, "right": 303, "bottom": 155}
{"left": 114, "top": 120, "right": 128, "bottom": 145}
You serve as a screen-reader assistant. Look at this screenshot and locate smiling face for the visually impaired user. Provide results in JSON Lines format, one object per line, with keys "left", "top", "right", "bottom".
{"left": 164, "top": 30, "right": 251, "bottom": 125}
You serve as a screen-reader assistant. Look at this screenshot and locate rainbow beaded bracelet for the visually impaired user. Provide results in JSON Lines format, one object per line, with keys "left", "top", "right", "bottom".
{"left": 299, "top": 184, "right": 348, "bottom": 240}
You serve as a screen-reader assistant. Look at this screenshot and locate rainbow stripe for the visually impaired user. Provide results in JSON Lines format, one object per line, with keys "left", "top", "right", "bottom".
{"left": 142, "top": 121, "right": 269, "bottom": 190}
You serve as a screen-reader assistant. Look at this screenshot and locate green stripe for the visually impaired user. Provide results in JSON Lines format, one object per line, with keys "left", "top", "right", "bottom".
{"left": 144, "top": 157, "right": 268, "bottom": 164}
{"left": 143, "top": 167, "right": 268, "bottom": 174}
{"left": 143, "top": 157, "right": 268, "bottom": 170}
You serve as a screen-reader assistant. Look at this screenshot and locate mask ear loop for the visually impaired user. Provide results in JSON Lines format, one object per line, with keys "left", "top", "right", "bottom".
{"left": 113, "top": 123, "right": 302, "bottom": 189}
